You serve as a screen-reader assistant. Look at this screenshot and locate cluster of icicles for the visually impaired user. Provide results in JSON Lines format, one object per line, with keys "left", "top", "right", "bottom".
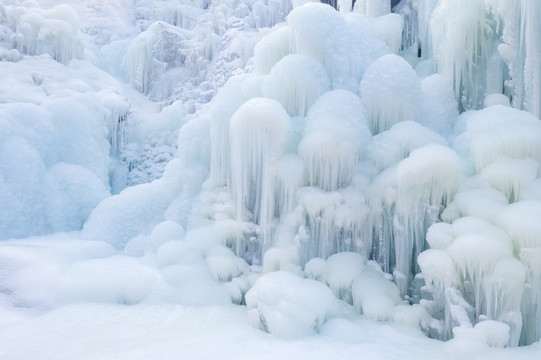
{"left": 193, "top": 1, "right": 541, "bottom": 347}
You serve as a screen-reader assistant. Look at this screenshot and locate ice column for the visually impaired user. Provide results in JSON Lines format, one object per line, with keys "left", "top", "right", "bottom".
{"left": 393, "top": 144, "right": 461, "bottom": 295}
{"left": 230, "top": 98, "right": 290, "bottom": 239}
{"left": 521, "top": 0, "right": 541, "bottom": 118}
{"left": 354, "top": 0, "right": 391, "bottom": 17}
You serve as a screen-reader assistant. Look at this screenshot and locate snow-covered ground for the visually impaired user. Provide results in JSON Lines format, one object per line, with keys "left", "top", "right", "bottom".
{"left": 1, "top": 0, "right": 541, "bottom": 358}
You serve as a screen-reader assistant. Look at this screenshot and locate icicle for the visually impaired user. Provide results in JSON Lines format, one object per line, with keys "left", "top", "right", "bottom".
{"left": 393, "top": 144, "right": 462, "bottom": 295}
{"left": 367, "top": 121, "right": 447, "bottom": 172}
{"left": 299, "top": 90, "right": 370, "bottom": 191}
{"left": 498, "top": 201, "right": 541, "bottom": 252}
{"left": 368, "top": 166, "right": 398, "bottom": 273}
{"left": 353, "top": 0, "right": 391, "bottom": 17}
{"left": 338, "top": 0, "right": 353, "bottom": 14}
{"left": 99, "top": 92, "right": 130, "bottom": 158}
{"left": 360, "top": 54, "right": 422, "bottom": 135}
{"left": 482, "top": 257, "right": 526, "bottom": 347}
{"left": 229, "top": 98, "right": 291, "bottom": 254}
{"left": 208, "top": 75, "right": 251, "bottom": 188}
{"left": 454, "top": 105, "right": 541, "bottom": 173}
{"left": 123, "top": 21, "right": 192, "bottom": 97}
{"left": 429, "top": 0, "right": 503, "bottom": 111}
{"left": 262, "top": 54, "right": 330, "bottom": 117}
{"left": 8, "top": 4, "right": 84, "bottom": 63}
{"left": 253, "top": 26, "right": 292, "bottom": 75}
{"left": 479, "top": 157, "right": 538, "bottom": 203}
{"left": 418, "top": 248, "right": 459, "bottom": 339}
{"left": 519, "top": 248, "right": 541, "bottom": 345}
{"left": 448, "top": 234, "right": 513, "bottom": 317}
{"left": 271, "top": 154, "right": 304, "bottom": 217}
{"left": 521, "top": 0, "right": 541, "bottom": 118}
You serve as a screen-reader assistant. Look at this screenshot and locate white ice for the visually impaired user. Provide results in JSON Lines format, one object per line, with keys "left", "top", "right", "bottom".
{"left": 2, "top": 0, "right": 541, "bottom": 358}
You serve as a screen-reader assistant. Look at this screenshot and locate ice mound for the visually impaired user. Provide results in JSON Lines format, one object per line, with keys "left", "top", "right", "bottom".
{"left": 0, "top": 57, "right": 129, "bottom": 240}
{"left": 324, "top": 252, "right": 367, "bottom": 303}
{"left": 367, "top": 121, "right": 447, "bottom": 172}
{"left": 352, "top": 267, "right": 402, "bottom": 321}
{"left": 286, "top": 2, "right": 391, "bottom": 91}
{"left": 2, "top": 3, "right": 84, "bottom": 63}
{"left": 299, "top": 90, "right": 371, "bottom": 191}
{"left": 262, "top": 54, "right": 330, "bottom": 117}
{"left": 246, "top": 271, "right": 340, "bottom": 338}
{"left": 0, "top": 235, "right": 115, "bottom": 310}
{"left": 81, "top": 160, "right": 183, "bottom": 248}
{"left": 361, "top": 54, "right": 422, "bottom": 134}
{"left": 454, "top": 106, "right": 541, "bottom": 173}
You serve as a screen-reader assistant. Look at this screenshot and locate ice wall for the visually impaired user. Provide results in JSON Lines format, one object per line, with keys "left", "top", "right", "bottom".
{"left": 418, "top": 106, "right": 541, "bottom": 345}
{"left": 396, "top": 0, "right": 541, "bottom": 117}
{"left": 188, "top": 1, "right": 541, "bottom": 345}
{"left": 3, "top": 0, "right": 541, "bottom": 349}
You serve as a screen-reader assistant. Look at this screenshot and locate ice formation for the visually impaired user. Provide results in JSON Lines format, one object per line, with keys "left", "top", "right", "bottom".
{"left": 246, "top": 271, "right": 340, "bottom": 337}
{"left": 6, "top": 3, "right": 84, "bottom": 63}
{"left": 189, "top": 1, "right": 541, "bottom": 346}
{"left": 360, "top": 53, "right": 422, "bottom": 134}
{"left": 2, "top": 0, "right": 541, "bottom": 356}
{"left": 396, "top": 0, "right": 541, "bottom": 117}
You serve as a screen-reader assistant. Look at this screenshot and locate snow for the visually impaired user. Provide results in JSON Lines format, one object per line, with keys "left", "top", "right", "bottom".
{"left": 2, "top": 0, "right": 541, "bottom": 357}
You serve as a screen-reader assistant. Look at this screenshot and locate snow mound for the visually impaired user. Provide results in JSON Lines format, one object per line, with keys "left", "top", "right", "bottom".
{"left": 246, "top": 271, "right": 340, "bottom": 338}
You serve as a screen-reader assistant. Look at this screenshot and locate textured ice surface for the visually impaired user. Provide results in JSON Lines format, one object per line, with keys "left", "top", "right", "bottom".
{"left": 2, "top": 0, "right": 541, "bottom": 357}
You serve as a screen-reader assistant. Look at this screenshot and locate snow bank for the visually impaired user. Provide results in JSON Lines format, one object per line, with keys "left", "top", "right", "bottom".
{"left": 60, "top": 255, "right": 160, "bottom": 305}
{"left": 81, "top": 160, "right": 183, "bottom": 248}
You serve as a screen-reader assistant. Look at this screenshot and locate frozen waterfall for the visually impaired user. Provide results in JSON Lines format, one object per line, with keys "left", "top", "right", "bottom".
{"left": 1, "top": 0, "right": 541, "bottom": 355}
